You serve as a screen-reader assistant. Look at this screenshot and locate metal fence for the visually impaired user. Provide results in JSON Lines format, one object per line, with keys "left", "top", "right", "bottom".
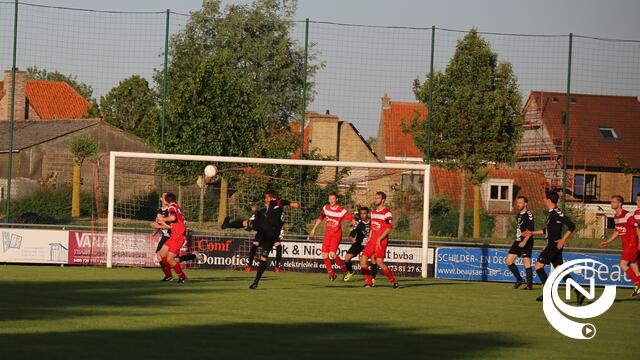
{"left": 0, "top": 1, "right": 639, "bottom": 237}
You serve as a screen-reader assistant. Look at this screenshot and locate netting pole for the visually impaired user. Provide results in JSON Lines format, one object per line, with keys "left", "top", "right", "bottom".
{"left": 158, "top": 9, "right": 170, "bottom": 206}
{"left": 421, "top": 165, "right": 431, "bottom": 278}
{"left": 298, "top": 18, "right": 309, "bottom": 208}
{"left": 106, "top": 152, "right": 116, "bottom": 268}
{"left": 561, "top": 33, "right": 573, "bottom": 212}
{"left": 4, "top": 0, "right": 19, "bottom": 223}
{"left": 425, "top": 25, "right": 435, "bottom": 164}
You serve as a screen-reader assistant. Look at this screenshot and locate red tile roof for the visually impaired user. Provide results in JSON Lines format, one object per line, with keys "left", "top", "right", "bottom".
{"left": 430, "top": 166, "right": 548, "bottom": 212}
{"left": 380, "top": 100, "right": 426, "bottom": 159}
{"left": 0, "top": 80, "right": 91, "bottom": 119}
{"left": 528, "top": 91, "right": 640, "bottom": 169}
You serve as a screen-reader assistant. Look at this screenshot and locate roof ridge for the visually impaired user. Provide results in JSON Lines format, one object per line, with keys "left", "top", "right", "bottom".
{"left": 530, "top": 90, "right": 639, "bottom": 100}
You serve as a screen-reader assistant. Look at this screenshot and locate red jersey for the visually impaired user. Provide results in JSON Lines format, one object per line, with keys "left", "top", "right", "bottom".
{"left": 614, "top": 209, "right": 639, "bottom": 248}
{"left": 318, "top": 204, "right": 353, "bottom": 240}
{"left": 634, "top": 208, "right": 640, "bottom": 223}
{"left": 370, "top": 207, "right": 393, "bottom": 243}
{"left": 167, "top": 203, "right": 186, "bottom": 234}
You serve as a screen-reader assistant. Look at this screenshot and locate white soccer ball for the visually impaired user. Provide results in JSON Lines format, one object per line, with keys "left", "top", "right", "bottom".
{"left": 204, "top": 164, "right": 217, "bottom": 178}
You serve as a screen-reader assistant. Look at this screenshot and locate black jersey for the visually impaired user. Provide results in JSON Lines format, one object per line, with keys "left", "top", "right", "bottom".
{"left": 156, "top": 207, "right": 171, "bottom": 237}
{"left": 260, "top": 199, "right": 291, "bottom": 237}
{"left": 349, "top": 219, "right": 371, "bottom": 245}
{"left": 515, "top": 210, "right": 535, "bottom": 241}
{"left": 543, "top": 207, "right": 576, "bottom": 243}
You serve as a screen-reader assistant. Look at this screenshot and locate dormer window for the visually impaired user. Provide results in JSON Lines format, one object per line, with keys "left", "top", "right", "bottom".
{"left": 599, "top": 127, "right": 618, "bottom": 139}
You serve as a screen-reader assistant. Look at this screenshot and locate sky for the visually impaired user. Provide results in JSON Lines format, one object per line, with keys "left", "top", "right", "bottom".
{"left": 1, "top": 0, "right": 638, "bottom": 138}
{"left": 14, "top": 0, "right": 640, "bottom": 39}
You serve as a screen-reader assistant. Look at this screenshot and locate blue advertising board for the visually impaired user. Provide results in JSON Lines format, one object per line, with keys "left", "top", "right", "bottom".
{"left": 435, "top": 247, "right": 633, "bottom": 288}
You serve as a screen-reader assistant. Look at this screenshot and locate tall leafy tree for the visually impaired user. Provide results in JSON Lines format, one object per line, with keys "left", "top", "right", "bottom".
{"left": 26, "top": 66, "right": 100, "bottom": 117}
{"left": 158, "top": 0, "right": 316, "bottom": 222}
{"left": 408, "top": 29, "right": 523, "bottom": 240}
{"left": 100, "top": 75, "right": 159, "bottom": 143}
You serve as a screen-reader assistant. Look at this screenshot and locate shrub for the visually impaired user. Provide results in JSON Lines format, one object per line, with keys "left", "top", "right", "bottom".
{"left": 1, "top": 187, "right": 95, "bottom": 223}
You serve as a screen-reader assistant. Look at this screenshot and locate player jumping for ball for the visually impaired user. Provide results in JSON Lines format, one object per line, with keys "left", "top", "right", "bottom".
{"left": 249, "top": 191, "right": 299, "bottom": 289}
{"left": 151, "top": 192, "right": 202, "bottom": 278}
{"left": 522, "top": 191, "right": 585, "bottom": 304}
{"left": 309, "top": 191, "right": 356, "bottom": 281}
{"left": 360, "top": 192, "right": 399, "bottom": 288}
{"left": 505, "top": 196, "right": 535, "bottom": 290}
{"left": 599, "top": 195, "right": 640, "bottom": 296}
{"left": 156, "top": 192, "right": 189, "bottom": 283}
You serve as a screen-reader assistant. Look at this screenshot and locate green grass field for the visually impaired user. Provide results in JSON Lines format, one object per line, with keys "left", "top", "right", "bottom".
{"left": 1, "top": 265, "right": 638, "bottom": 359}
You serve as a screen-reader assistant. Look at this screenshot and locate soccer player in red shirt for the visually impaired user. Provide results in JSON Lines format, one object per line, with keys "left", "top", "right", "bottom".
{"left": 309, "top": 191, "right": 356, "bottom": 281}
{"left": 156, "top": 192, "right": 189, "bottom": 283}
{"left": 360, "top": 191, "right": 399, "bottom": 288}
{"left": 599, "top": 195, "right": 640, "bottom": 296}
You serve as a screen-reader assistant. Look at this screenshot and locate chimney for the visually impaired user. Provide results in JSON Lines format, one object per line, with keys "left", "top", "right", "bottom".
{"left": 1, "top": 68, "right": 27, "bottom": 120}
{"left": 381, "top": 92, "right": 391, "bottom": 110}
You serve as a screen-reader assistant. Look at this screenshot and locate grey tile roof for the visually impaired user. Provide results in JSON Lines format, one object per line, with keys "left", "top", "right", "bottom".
{"left": 0, "top": 119, "right": 99, "bottom": 152}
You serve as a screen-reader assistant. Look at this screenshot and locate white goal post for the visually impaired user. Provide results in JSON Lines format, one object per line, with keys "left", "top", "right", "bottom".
{"left": 107, "top": 151, "right": 431, "bottom": 277}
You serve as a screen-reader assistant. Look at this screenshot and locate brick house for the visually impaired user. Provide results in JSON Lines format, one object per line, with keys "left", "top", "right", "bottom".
{"left": 0, "top": 68, "right": 154, "bottom": 205}
{"left": 518, "top": 91, "right": 640, "bottom": 237}
{"left": 0, "top": 119, "right": 155, "bottom": 202}
{"left": 375, "top": 93, "right": 550, "bottom": 237}
{"left": 374, "top": 93, "right": 426, "bottom": 163}
{"left": 297, "top": 111, "right": 399, "bottom": 207}
{"left": 0, "top": 69, "right": 92, "bottom": 120}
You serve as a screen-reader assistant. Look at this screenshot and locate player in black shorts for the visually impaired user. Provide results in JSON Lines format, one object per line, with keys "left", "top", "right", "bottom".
{"left": 523, "top": 191, "right": 584, "bottom": 304}
{"left": 343, "top": 207, "right": 378, "bottom": 282}
{"left": 249, "top": 190, "right": 299, "bottom": 289}
{"left": 223, "top": 208, "right": 284, "bottom": 273}
{"left": 505, "top": 196, "right": 535, "bottom": 290}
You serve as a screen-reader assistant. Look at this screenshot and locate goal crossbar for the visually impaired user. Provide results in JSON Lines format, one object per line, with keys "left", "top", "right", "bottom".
{"left": 107, "top": 151, "right": 431, "bottom": 277}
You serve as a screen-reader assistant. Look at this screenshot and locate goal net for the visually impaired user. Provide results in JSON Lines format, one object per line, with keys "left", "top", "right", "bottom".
{"left": 106, "top": 151, "right": 431, "bottom": 277}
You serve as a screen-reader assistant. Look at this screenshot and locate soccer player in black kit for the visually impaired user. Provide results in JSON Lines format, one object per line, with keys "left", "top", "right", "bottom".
{"left": 505, "top": 196, "right": 535, "bottom": 290}
{"left": 522, "top": 191, "right": 585, "bottom": 304}
{"left": 249, "top": 190, "right": 299, "bottom": 289}
{"left": 223, "top": 209, "right": 285, "bottom": 272}
{"left": 343, "top": 207, "right": 378, "bottom": 282}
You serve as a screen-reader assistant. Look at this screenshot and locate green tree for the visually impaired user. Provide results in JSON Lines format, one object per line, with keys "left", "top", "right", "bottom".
{"left": 159, "top": 0, "right": 316, "bottom": 223}
{"left": 69, "top": 135, "right": 98, "bottom": 217}
{"left": 100, "top": 75, "right": 159, "bottom": 143}
{"left": 26, "top": 66, "right": 100, "bottom": 117}
{"left": 408, "top": 29, "right": 523, "bottom": 240}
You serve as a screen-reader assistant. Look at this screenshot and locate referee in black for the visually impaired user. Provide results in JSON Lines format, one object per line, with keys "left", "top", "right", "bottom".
{"left": 249, "top": 190, "right": 299, "bottom": 289}
{"left": 523, "top": 191, "right": 585, "bottom": 304}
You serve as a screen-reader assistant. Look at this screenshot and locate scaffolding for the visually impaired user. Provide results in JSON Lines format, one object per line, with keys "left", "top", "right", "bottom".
{"left": 516, "top": 91, "right": 570, "bottom": 191}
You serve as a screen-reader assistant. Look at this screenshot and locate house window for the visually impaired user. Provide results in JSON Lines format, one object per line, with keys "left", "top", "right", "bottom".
{"left": 599, "top": 127, "right": 618, "bottom": 139}
{"left": 574, "top": 174, "right": 597, "bottom": 200}
{"left": 632, "top": 176, "right": 640, "bottom": 201}
{"left": 489, "top": 185, "right": 510, "bottom": 201}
